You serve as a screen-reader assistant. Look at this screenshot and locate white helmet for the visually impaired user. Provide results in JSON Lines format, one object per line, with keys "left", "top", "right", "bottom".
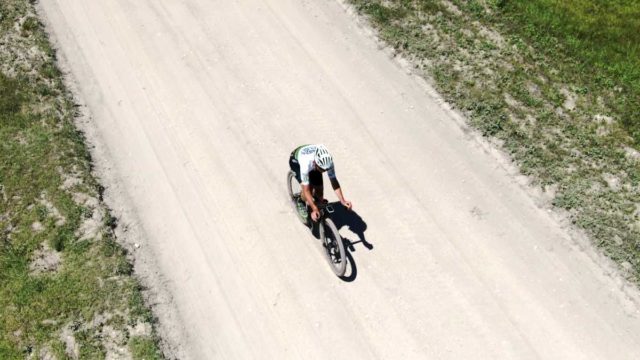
{"left": 314, "top": 144, "right": 334, "bottom": 170}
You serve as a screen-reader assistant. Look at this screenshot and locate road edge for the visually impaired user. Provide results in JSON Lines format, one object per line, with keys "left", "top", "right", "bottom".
{"left": 34, "top": 3, "right": 192, "bottom": 359}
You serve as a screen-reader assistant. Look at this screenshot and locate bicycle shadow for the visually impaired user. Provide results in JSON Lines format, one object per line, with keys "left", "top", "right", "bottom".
{"left": 316, "top": 203, "right": 373, "bottom": 282}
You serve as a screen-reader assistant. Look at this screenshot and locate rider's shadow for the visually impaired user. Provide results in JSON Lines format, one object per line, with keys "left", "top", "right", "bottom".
{"left": 328, "top": 205, "right": 373, "bottom": 252}
{"left": 319, "top": 203, "right": 373, "bottom": 282}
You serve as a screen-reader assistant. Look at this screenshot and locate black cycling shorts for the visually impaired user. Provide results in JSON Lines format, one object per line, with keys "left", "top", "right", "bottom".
{"left": 289, "top": 153, "right": 323, "bottom": 187}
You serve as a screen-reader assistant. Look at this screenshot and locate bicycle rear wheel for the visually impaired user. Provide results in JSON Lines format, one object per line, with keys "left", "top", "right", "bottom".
{"left": 320, "top": 218, "right": 347, "bottom": 276}
{"left": 286, "top": 171, "right": 308, "bottom": 225}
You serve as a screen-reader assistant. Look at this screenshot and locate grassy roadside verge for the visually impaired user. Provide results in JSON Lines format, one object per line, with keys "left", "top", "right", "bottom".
{"left": 348, "top": 1, "right": 640, "bottom": 280}
{"left": 497, "top": 0, "right": 640, "bottom": 144}
{"left": 1, "top": 0, "right": 163, "bottom": 358}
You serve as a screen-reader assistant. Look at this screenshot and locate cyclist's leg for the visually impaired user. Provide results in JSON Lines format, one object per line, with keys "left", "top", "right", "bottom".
{"left": 289, "top": 155, "right": 302, "bottom": 182}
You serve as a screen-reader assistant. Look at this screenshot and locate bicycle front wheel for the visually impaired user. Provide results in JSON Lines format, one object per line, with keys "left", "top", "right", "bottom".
{"left": 320, "top": 218, "right": 347, "bottom": 276}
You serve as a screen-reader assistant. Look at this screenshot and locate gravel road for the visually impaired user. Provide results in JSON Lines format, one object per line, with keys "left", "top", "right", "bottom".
{"left": 39, "top": 0, "right": 640, "bottom": 358}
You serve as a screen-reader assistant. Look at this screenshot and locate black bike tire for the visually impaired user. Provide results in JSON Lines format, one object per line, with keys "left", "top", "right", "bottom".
{"left": 321, "top": 218, "right": 347, "bottom": 276}
{"left": 286, "top": 171, "right": 308, "bottom": 226}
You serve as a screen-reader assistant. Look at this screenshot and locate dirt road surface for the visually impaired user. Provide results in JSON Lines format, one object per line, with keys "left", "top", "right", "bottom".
{"left": 39, "top": 0, "right": 640, "bottom": 358}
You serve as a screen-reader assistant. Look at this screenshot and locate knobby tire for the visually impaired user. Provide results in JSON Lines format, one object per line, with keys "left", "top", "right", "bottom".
{"left": 321, "top": 218, "right": 347, "bottom": 276}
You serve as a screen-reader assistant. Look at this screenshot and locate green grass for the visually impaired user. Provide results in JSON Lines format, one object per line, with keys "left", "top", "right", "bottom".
{"left": 0, "top": 0, "right": 163, "bottom": 358}
{"left": 349, "top": 0, "right": 640, "bottom": 281}
{"left": 130, "top": 336, "right": 163, "bottom": 360}
{"left": 495, "top": 0, "right": 640, "bottom": 145}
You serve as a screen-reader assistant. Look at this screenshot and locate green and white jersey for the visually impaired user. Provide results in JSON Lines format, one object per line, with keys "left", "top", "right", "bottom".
{"left": 293, "top": 144, "right": 336, "bottom": 185}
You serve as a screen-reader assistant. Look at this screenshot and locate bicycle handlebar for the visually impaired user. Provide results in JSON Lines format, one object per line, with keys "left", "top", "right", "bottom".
{"left": 315, "top": 202, "right": 335, "bottom": 214}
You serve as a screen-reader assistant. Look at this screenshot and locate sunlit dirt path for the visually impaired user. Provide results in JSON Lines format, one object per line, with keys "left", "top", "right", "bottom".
{"left": 39, "top": 0, "right": 640, "bottom": 358}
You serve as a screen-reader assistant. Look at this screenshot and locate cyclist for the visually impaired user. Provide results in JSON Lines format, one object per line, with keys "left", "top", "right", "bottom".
{"left": 289, "top": 144, "right": 352, "bottom": 221}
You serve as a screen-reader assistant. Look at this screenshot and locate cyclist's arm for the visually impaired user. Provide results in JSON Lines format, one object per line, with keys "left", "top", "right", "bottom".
{"left": 330, "top": 178, "right": 351, "bottom": 209}
{"left": 299, "top": 164, "right": 319, "bottom": 213}
{"left": 302, "top": 184, "right": 319, "bottom": 213}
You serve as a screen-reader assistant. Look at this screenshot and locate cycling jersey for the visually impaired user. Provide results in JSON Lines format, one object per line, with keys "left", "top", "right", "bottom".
{"left": 291, "top": 144, "right": 336, "bottom": 185}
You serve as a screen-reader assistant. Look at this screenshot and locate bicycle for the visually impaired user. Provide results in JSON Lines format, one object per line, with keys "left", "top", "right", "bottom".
{"left": 286, "top": 171, "right": 347, "bottom": 276}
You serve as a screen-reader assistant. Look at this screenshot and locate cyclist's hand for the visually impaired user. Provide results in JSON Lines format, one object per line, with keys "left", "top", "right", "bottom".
{"left": 311, "top": 209, "right": 320, "bottom": 222}
{"left": 342, "top": 200, "right": 353, "bottom": 210}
